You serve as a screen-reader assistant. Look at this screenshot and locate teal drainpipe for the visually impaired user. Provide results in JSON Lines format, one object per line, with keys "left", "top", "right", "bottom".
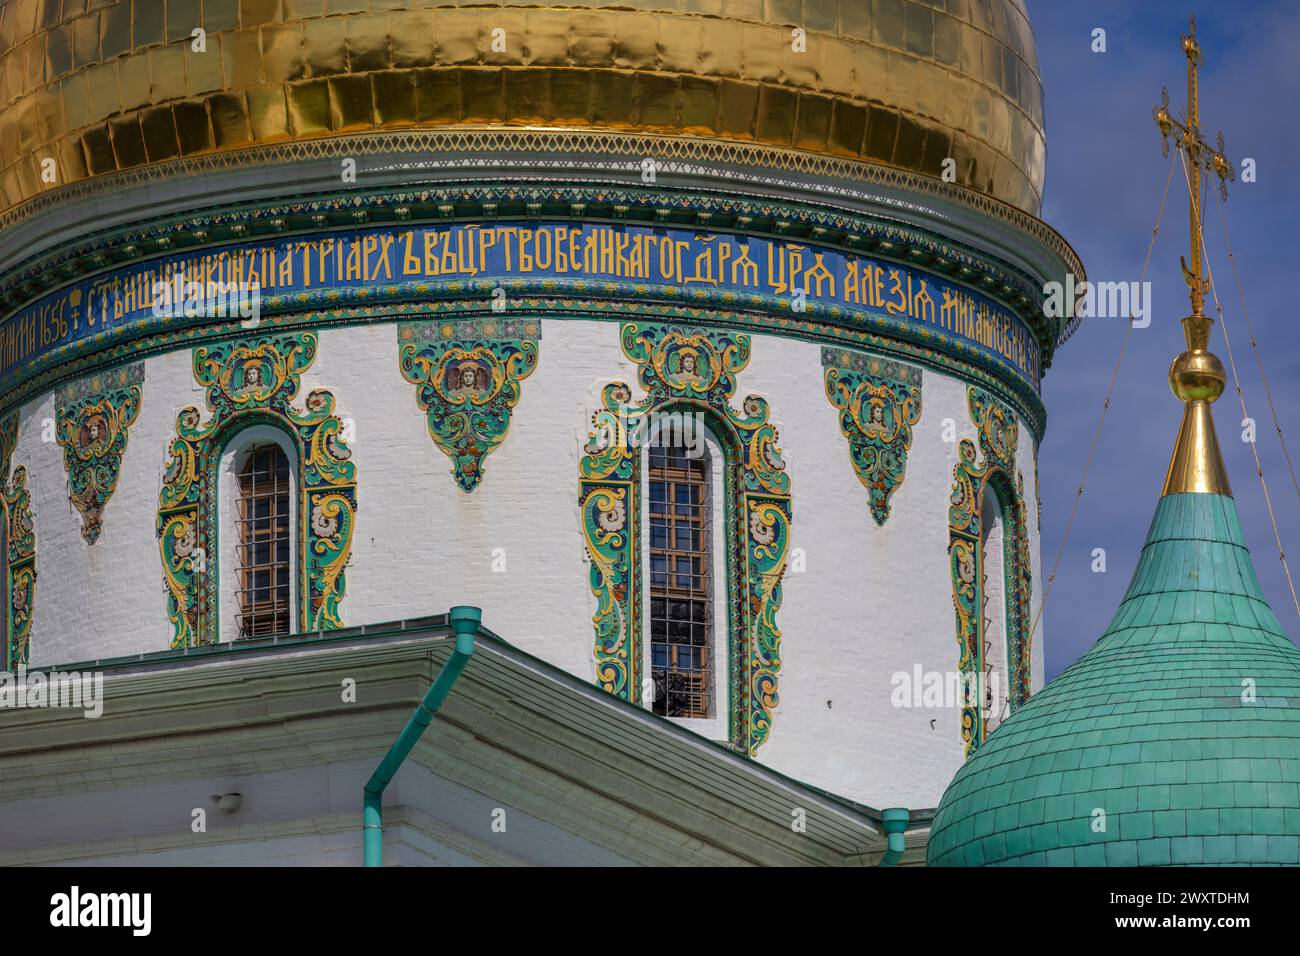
{"left": 362, "top": 605, "right": 480, "bottom": 867}
{"left": 878, "top": 807, "right": 910, "bottom": 866}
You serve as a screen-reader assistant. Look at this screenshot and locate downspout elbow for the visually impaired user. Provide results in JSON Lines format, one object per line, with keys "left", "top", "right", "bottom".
{"left": 878, "top": 807, "right": 910, "bottom": 866}
{"left": 363, "top": 605, "right": 480, "bottom": 867}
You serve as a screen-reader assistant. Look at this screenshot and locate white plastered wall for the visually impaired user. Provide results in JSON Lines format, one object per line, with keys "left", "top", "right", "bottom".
{"left": 24, "top": 349, "right": 197, "bottom": 663}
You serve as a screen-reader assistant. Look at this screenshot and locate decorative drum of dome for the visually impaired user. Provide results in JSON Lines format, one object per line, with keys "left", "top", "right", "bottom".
{"left": 0, "top": 0, "right": 1079, "bottom": 817}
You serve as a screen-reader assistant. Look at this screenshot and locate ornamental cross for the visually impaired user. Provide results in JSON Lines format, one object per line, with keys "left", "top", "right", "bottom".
{"left": 1153, "top": 15, "right": 1235, "bottom": 341}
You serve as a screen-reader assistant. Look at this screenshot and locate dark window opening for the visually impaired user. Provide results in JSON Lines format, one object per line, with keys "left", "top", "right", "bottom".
{"left": 235, "top": 443, "right": 292, "bottom": 640}
{"left": 649, "top": 444, "right": 713, "bottom": 719}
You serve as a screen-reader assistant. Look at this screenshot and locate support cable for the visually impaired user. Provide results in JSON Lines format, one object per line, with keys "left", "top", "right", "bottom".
{"left": 1025, "top": 154, "right": 1178, "bottom": 647}
{"left": 1210, "top": 188, "right": 1300, "bottom": 500}
{"left": 1180, "top": 153, "right": 1300, "bottom": 617}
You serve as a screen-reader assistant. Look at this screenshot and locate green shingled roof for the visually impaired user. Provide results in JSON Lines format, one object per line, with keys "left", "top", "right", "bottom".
{"left": 928, "top": 492, "right": 1300, "bottom": 866}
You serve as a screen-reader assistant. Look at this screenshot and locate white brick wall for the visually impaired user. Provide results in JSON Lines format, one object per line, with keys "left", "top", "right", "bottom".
{"left": 17, "top": 318, "right": 1044, "bottom": 810}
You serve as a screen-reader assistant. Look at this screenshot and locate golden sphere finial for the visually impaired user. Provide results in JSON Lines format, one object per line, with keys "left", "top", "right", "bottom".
{"left": 1168, "top": 349, "right": 1226, "bottom": 403}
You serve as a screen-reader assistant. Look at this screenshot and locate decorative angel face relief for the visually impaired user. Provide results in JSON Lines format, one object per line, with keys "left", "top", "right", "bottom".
{"left": 444, "top": 358, "right": 494, "bottom": 400}
{"left": 78, "top": 414, "right": 109, "bottom": 453}
{"left": 239, "top": 361, "right": 264, "bottom": 392}
{"left": 822, "top": 348, "right": 922, "bottom": 526}
{"left": 635, "top": 327, "right": 743, "bottom": 401}
{"left": 398, "top": 320, "right": 540, "bottom": 493}
{"left": 55, "top": 365, "right": 144, "bottom": 545}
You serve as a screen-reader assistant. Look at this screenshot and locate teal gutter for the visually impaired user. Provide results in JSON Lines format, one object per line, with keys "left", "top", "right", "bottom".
{"left": 878, "top": 808, "right": 910, "bottom": 866}
{"left": 362, "top": 605, "right": 480, "bottom": 867}
{"left": 42, "top": 611, "right": 505, "bottom": 674}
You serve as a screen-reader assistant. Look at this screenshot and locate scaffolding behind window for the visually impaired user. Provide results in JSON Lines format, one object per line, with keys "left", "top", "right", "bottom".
{"left": 648, "top": 443, "right": 713, "bottom": 718}
{"left": 235, "top": 443, "right": 292, "bottom": 640}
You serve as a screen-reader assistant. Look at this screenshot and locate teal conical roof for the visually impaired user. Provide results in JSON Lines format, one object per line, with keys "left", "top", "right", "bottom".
{"left": 928, "top": 492, "right": 1300, "bottom": 866}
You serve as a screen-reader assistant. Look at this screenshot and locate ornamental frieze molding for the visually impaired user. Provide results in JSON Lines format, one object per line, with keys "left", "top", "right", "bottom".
{"left": 822, "top": 348, "right": 923, "bottom": 525}
{"left": 579, "top": 323, "right": 792, "bottom": 756}
{"left": 156, "top": 333, "right": 356, "bottom": 648}
{"left": 398, "top": 319, "right": 540, "bottom": 492}
{"left": 55, "top": 364, "right": 144, "bottom": 544}
{"left": 0, "top": 415, "right": 36, "bottom": 670}
{"left": 948, "top": 386, "right": 1033, "bottom": 757}
{"left": 1, "top": 219, "right": 1047, "bottom": 415}
{"left": 0, "top": 285, "right": 1048, "bottom": 446}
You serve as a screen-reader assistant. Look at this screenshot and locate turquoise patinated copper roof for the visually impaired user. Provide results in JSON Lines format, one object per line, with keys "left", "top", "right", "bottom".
{"left": 927, "top": 492, "right": 1300, "bottom": 866}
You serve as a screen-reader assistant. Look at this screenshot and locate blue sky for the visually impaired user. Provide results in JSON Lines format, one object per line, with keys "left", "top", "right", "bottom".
{"left": 1028, "top": 1, "right": 1300, "bottom": 677}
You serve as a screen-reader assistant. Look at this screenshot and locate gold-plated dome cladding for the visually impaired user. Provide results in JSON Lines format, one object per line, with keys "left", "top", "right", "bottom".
{"left": 0, "top": 0, "right": 1046, "bottom": 218}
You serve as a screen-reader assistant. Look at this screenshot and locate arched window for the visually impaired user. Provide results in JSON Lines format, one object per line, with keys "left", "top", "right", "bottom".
{"left": 158, "top": 333, "right": 355, "bottom": 649}
{"left": 580, "top": 325, "right": 792, "bottom": 756}
{"left": 949, "top": 386, "right": 1033, "bottom": 755}
{"left": 648, "top": 441, "right": 715, "bottom": 719}
{"left": 980, "top": 486, "right": 1009, "bottom": 734}
{"left": 234, "top": 443, "right": 292, "bottom": 639}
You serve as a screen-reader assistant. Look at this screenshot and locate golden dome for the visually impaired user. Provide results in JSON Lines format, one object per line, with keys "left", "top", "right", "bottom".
{"left": 0, "top": 0, "right": 1045, "bottom": 219}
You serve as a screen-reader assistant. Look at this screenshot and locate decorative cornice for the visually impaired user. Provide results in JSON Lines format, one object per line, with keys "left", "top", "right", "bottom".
{"left": 0, "top": 129, "right": 1081, "bottom": 296}
{"left": 0, "top": 176, "right": 1070, "bottom": 351}
{"left": 0, "top": 285, "right": 1051, "bottom": 441}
